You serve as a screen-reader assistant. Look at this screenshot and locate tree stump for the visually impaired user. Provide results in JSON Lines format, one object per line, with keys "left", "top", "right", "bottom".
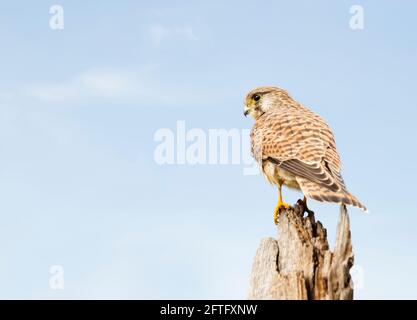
{"left": 247, "top": 204, "right": 354, "bottom": 300}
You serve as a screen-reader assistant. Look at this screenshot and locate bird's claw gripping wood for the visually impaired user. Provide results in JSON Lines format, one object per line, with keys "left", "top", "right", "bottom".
{"left": 273, "top": 184, "right": 291, "bottom": 224}
{"left": 273, "top": 199, "right": 291, "bottom": 225}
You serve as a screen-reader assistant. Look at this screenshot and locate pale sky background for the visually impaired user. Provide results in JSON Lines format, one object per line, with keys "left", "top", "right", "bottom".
{"left": 0, "top": 1, "right": 416, "bottom": 299}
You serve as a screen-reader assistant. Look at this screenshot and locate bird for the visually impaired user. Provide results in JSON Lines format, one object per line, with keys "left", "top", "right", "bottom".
{"left": 243, "top": 86, "right": 366, "bottom": 224}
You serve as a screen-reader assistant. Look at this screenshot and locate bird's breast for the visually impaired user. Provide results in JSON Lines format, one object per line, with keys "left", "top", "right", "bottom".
{"left": 261, "top": 160, "right": 301, "bottom": 190}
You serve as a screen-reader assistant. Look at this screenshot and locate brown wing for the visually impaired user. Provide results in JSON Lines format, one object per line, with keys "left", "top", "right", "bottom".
{"left": 268, "top": 157, "right": 342, "bottom": 192}
{"left": 251, "top": 108, "right": 347, "bottom": 193}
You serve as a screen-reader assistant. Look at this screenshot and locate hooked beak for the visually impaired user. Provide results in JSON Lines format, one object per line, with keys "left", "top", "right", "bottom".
{"left": 243, "top": 105, "right": 250, "bottom": 117}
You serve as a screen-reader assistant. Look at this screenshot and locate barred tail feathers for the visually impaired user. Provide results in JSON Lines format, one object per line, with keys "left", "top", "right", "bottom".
{"left": 297, "top": 177, "right": 367, "bottom": 212}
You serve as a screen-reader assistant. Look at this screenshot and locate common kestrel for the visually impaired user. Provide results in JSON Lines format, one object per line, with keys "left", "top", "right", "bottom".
{"left": 244, "top": 86, "right": 366, "bottom": 224}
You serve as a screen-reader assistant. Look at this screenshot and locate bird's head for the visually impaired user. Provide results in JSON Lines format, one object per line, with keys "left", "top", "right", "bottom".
{"left": 243, "top": 86, "right": 291, "bottom": 120}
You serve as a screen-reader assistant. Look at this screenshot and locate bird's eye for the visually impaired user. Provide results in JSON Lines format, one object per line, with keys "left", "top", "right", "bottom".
{"left": 253, "top": 94, "right": 261, "bottom": 102}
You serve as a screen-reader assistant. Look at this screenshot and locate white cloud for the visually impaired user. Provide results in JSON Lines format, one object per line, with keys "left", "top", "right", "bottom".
{"left": 22, "top": 66, "right": 208, "bottom": 106}
{"left": 29, "top": 83, "right": 79, "bottom": 102}
{"left": 26, "top": 69, "right": 139, "bottom": 102}
{"left": 79, "top": 70, "right": 131, "bottom": 96}
{"left": 148, "top": 24, "right": 198, "bottom": 46}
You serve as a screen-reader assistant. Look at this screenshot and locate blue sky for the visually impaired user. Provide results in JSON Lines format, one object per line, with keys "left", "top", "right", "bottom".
{"left": 0, "top": 1, "right": 417, "bottom": 299}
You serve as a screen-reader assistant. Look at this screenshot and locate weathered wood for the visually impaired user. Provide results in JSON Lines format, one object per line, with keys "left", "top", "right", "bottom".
{"left": 248, "top": 204, "right": 354, "bottom": 300}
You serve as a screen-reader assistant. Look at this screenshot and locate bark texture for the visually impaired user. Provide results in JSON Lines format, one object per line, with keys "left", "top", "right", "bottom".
{"left": 248, "top": 204, "right": 354, "bottom": 300}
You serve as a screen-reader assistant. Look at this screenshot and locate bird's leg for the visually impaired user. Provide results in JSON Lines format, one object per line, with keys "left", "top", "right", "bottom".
{"left": 296, "top": 196, "right": 314, "bottom": 217}
{"left": 273, "top": 183, "right": 291, "bottom": 225}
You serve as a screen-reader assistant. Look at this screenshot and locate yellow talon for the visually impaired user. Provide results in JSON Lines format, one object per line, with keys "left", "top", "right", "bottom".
{"left": 273, "top": 199, "right": 291, "bottom": 224}
{"left": 273, "top": 184, "right": 291, "bottom": 225}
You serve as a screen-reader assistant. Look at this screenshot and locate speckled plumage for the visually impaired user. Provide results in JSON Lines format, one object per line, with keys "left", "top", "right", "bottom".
{"left": 244, "top": 86, "right": 366, "bottom": 211}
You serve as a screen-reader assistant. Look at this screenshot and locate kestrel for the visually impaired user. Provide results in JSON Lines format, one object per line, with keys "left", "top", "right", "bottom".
{"left": 244, "top": 86, "right": 366, "bottom": 224}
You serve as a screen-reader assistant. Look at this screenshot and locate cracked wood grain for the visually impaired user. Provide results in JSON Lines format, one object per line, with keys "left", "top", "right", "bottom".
{"left": 248, "top": 204, "right": 354, "bottom": 300}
